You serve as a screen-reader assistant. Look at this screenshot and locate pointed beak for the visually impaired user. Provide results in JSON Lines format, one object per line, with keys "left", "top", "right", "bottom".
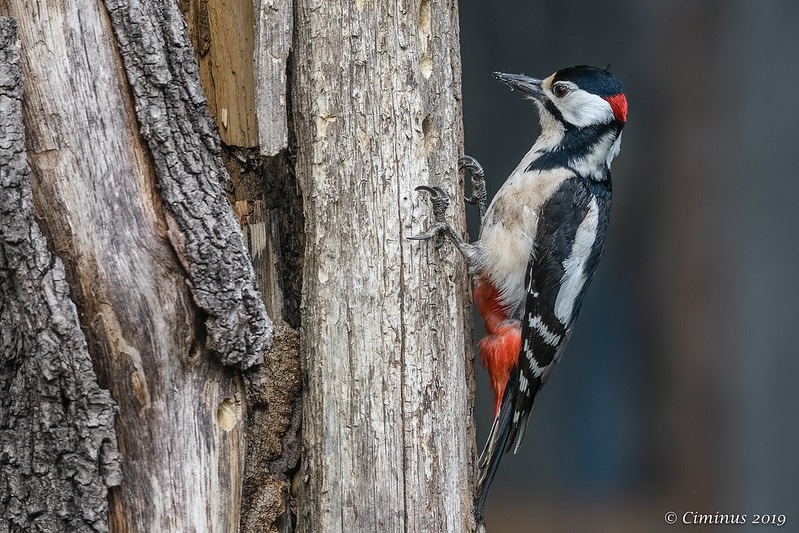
{"left": 493, "top": 72, "right": 544, "bottom": 100}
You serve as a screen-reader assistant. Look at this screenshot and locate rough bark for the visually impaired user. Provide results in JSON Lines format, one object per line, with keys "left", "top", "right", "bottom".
{"left": 0, "top": 18, "right": 122, "bottom": 532}
{"left": 182, "top": 0, "right": 304, "bottom": 527}
{"left": 102, "top": 0, "right": 272, "bottom": 368}
{"left": 293, "top": 0, "right": 476, "bottom": 531}
{"left": 0, "top": 0, "right": 270, "bottom": 530}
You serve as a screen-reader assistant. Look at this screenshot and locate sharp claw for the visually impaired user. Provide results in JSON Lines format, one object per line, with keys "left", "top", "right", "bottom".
{"left": 407, "top": 223, "right": 444, "bottom": 241}
{"left": 407, "top": 222, "right": 450, "bottom": 249}
{"left": 414, "top": 185, "right": 450, "bottom": 220}
{"left": 411, "top": 186, "right": 453, "bottom": 248}
{"left": 415, "top": 185, "right": 450, "bottom": 201}
{"left": 458, "top": 156, "right": 484, "bottom": 177}
{"left": 414, "top": 185, "right": 439, "bottom": 196}
{"left": 460, "top": 156, "right": 487, "bottom": 218}
{"left": 411, "top": 156, "right": 484, "bottom": 249}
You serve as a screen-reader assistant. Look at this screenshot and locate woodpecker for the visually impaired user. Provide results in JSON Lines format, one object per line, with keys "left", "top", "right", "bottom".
{"left": 410, "top": 65, "right": 627, "bottom": 520}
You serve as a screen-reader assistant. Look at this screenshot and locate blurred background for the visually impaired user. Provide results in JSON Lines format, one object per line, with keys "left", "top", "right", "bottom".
{"left": 459, "top": 1, "right": 799, "bottom": 531}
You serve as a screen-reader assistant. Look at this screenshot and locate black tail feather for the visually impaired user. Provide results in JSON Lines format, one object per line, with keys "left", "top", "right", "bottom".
{"left": 474, "top": 369, "right": 520, "bottom": 522}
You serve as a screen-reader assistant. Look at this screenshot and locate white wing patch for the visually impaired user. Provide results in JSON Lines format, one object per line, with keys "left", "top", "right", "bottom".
{"left": 554, "top": 197, "right": 599, "bottom": 324}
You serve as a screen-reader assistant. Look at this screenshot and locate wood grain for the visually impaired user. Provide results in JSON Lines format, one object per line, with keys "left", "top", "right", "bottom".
{"left": 103, "top": 0, "right": 271, "bottom": 368}
{"left": 0, "top": 18, "right": 121, "bottom": 532}
{"left": 292, "top": 0, "right": 477, "bottom": 530}
{"left": 253, "top": 0, "right": 292, "bottom": 156}
{"left": 0, "top": 0, "right": 270, "bottom": 529}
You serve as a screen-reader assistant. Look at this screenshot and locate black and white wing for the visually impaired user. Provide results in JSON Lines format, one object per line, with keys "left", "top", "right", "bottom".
{"left": 475, "top": 176, "right": 611, "bottom": 517}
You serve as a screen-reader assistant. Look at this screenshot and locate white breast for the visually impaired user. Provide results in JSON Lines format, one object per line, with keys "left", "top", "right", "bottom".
{"left": 474, "top": 164, "right": 572, "bottom": 314}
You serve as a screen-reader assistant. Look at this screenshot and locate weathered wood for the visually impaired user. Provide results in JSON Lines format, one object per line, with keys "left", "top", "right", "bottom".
{"left": 230, "top": 149, "right": 306, "bottom": 532}
{"left": 181, "top": 0, "right": 259, "bottom": 147}
{"left": 181, "top": 0, "right": 291, "bottom": 155}
{"left": 0, "top": 0, "right": 268, "bottom": 530}
{"left": 102, "top": 0, "right": 272, "bottom": 368}
{"left": 0, "top": 17, "right": 121, "bottom": 532}
{"left": 254, "top": 0, "right": 292, "bottom": 156}
{"left": 293, "top": 0, "right": 477, "bottom": 531}
{"left": 238, "top": 200, "right": 286, "bottom": 320}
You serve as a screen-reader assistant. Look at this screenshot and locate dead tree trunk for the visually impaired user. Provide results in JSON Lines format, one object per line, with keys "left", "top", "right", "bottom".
{"left": 0, "top": 0, "right": 270, "bottom": 530}
{"left": 1, "top": 0, "right": 474, "bottom": 531}
{"left": 179, "top": 0, "right": 304, "bottom": 529}
{"left": 0, "top": 18, "right": 121, "bottom": 532}
{"left": 292, "top": 1, "right": 477, "bottom": 531}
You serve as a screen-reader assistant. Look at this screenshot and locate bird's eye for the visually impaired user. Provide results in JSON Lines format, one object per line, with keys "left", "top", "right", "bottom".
{"left": 553, "top": 84, "right": 570, "bottom": 98}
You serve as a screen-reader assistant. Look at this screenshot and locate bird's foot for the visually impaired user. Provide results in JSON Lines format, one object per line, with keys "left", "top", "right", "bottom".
{"left": 408, "top": 186, "right": 460, "bottom": 249}
{"left": 460, "top": 156, "right": 487, "bottom": 219}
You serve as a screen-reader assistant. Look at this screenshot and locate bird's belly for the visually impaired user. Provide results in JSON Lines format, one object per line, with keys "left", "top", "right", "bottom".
{"left": 477, "top": 222, "right": 535, "bottom": 315}
{"left": 475, "top": 166, "right": 572, "bottom": 313}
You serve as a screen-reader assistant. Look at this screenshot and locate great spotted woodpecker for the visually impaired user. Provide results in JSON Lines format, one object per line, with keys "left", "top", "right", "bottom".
{"left": 410, "top": 65, "right": 627, "bottom": 519}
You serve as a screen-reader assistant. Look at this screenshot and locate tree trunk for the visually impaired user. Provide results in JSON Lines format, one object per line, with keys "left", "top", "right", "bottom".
{"left": 1, "top": 0, "right": 474, "bottom": 531}
{"left": 292, "top": 0, "right": 477, "bottom": 531}
{"left": 0, "top": 0, "right": 270, "bottom": 530}
{"left": 180, "top": 0, "right": 305, "bottom": 529}
{"left": 1, "top": 18, "right": 121, "bottom": 532}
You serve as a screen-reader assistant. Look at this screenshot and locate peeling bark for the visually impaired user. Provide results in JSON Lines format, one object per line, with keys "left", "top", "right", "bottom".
{"left": 0, "top": 18, "right": 121, "bottom": 532}
{"left": 0, "top": 0, "right": 270, "bottom": 529}
{"left": 181, "top": 0, "right": 304, "bottom": 525}
{"left": 102, "top": 0, "right": 272, "bottom": 368}
{"left": 3, "top": 0, "right": 475, "bottom": 529}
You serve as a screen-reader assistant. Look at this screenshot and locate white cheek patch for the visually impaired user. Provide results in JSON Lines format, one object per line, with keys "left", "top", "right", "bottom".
{"left": 554, "top": 197, "right": 600, "bottom": 324}
{"left": 557, "top": 91, "right": 615, "bottom": 128}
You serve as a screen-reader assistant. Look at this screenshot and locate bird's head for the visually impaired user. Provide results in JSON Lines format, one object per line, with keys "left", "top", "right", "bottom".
{"left": 494, "top": 66, "right": 627, "bottom": 131}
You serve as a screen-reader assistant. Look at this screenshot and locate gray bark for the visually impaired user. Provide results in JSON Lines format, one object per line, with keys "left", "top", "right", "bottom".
{"left": 180, "top": 0, "right": 305, "bottom": 527}
{"left": 0, "top": 17, "right": 121, "bottom": 532}
{"left": 103, "top": 0, "right": 272, "bottom": 367}
{"left": 0, "top": 0, "right": 271, "bottom": 530}
{"left": 293, "top": 0, "right": 477, "bottom": 531}
{"left": 2, "top": 0, "right": 475, "bottom": 530}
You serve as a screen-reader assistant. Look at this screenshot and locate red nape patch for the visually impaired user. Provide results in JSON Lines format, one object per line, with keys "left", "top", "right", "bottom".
{"left": 604, "top": 93, "right": 628, "bottom": 123}
{"left": 474, "top": 278, "right": 521, "bottom": 417}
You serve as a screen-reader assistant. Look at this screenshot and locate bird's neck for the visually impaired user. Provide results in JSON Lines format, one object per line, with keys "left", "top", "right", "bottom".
{"left": 525, "top": 123, "right": 623, "bottom": 182}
